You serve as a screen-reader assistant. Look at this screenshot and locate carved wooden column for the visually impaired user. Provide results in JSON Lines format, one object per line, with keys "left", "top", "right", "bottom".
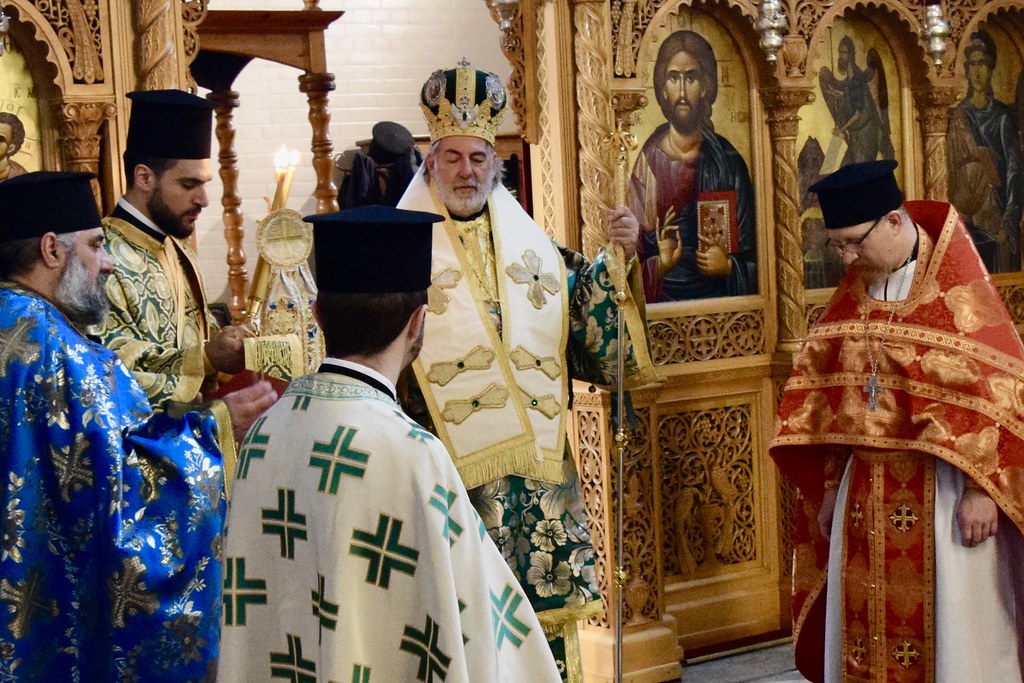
{"left": 57, "top": 100, "right": 117, "bottom": 206}
{"left": 132, "top": 0, "right": 179, "bottom": 90}
{"left": 298, "top": 72, "right": 339, "bottom": 215}
{"left": 573, "top": 383, "right": 682, "bottom": 683}
{"left": 207, "top": 88, "right": 247, "bottom": 323}
{"left": 764, "top": 86, "right": 814, "bottom": 351}
{"left": 913, "top": 85, "right": 959, "bottom": 201}
{"left": 571, "top": 0, "right": 618, "bottom": 261}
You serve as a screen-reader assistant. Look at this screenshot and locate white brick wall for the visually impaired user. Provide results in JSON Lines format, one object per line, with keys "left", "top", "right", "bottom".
{"left": 195, "top": 0, "right": 513, "bottom": 303}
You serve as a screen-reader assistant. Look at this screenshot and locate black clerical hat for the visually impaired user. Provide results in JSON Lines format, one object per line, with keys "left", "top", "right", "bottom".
{"left": 810, "top": 160, "right": 902, "bottom": 229}
{"left": 126, "top": 90, "right": 214, "bottom": 159}
{"left": 305, "top": 205, "right": 441, "bottom": 293}
{"left": 368, "top": 121, "right": 415, "bottom": 165}
{"left": 0, "top": 171, "right": 101, "bottom": 242}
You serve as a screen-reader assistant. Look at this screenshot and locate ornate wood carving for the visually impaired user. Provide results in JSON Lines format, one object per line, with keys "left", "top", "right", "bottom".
{"left": 180, "top": 0, "right": 207, "bottom": 91}
{"left": 573, "top": 389, "right": 612, "bottom": 629}
{"left": 535, "top": 2, "right": 558, "bottom": 240}
{"left": 500, "top": 11, "right": 529, "bottom": 140}
{"left": 649, "top": 309, "right": 765, "bottom": 364}
{"left": 207, "top": 89, "right": 247, "bottom": 324}
{"left": 660, "top": 404, "right": 757, "bottom": 576}
{"left": 29, "top": 0, "right": 104, "bottom": 84}
{"left": 573, "top": 0, "right": 617, "bottom": 260}
{"left": 999, "top": 284, "right": 1024, "bottom": 326}
{"left": 777, "top": 475, "right": 796, "bottom": 579}
{"left": 621, "top": 404, "right": 661, "bottom": 624}
{"left": 764, "top": 86, "right": 814, "bottom": 348}
{"left": 573, "top": 386, "right": 664, "bottom": 628}
{"left": 298, "top": 71, "right": 339, "bottom": 215}
{"left": 913, "top": 84, "right": 960, "bottom": 201}
{"left": 804, "top": 301, "right": 829, "bottom": 328}
{"left": 608, "top": 0, "right": 758, "bottom": 78}
{"left": 486, "top": 2, "right": 536, "bottom": 144}
{"left": 57, "top": 100, "right": 116, "bottom": 202}
{"left": 133, "top": 0, "right": 177, "bottom": 90}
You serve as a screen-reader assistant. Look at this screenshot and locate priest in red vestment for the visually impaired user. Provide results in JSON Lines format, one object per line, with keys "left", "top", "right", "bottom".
{"left": 771, "top": 160, "right": 1024, "bottom": 682}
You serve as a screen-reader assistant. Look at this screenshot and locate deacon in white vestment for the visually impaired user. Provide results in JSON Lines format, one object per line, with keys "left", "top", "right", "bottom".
{"left": 219, "top": 206, "right": 560, "bottom": 683}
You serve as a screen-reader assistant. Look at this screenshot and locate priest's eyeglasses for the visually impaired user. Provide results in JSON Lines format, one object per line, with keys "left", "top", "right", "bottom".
{"left": 825, "top": 216, "right": 883, "bottom": 255}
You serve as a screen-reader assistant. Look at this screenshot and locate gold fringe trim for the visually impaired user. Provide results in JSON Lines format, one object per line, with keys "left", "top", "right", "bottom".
{"left": 518, "top": 452, "right": 568, "bottom": 486}
{"left": 208, "top": 399, "right": 238, "bottom": 499}
{"left": 452, "top": 437, "right": 537, "bottom": 490}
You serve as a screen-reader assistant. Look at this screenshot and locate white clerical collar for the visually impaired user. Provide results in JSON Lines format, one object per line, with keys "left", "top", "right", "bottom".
{"left": 117, "top": 196, "right": 167, "bottom": 237}
{"left": 319, "top": 357, "right": 397, "bottom": 401}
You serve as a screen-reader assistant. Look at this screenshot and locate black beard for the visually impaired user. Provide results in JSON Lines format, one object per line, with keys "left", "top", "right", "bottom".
{"left": 147, "top": 189, "right": 195, "bottom": 239}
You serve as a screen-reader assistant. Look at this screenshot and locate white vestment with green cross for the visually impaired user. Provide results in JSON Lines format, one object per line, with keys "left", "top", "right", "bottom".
{"left": 218, "top": 369, "right": 560, "bottom": 683}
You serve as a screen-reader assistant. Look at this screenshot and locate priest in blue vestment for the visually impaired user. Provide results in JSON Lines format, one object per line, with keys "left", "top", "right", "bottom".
{"left": 0, "top": 171, "right": 272, "bottom": 681}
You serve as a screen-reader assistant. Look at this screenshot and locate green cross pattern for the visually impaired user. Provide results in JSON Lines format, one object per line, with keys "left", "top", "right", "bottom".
{"left": 292, "top": 395, "right": 311, "bottom": 411}
{"left": 428, "top": 485, "right": 463, "bottom": 546}
{"left": 312, "top": 573, "right": 339, "bottom": 636}
{"left": 309, "top": 426, "right": 369, "bottom": 495}
{"left": 490, "top": 585, "right": 531, "bottom": 649}
{"left": 269, "top": 633, "right": 317, "bottom": 682}
{"left": 238, "top": 416, "right": 270, "bottom": 479}
{"left": 458, "top": 598, "right": 469, "bottom": 646}
{"left": 223, "top": 557, "right": 268, "bottom": 626}
{"left": 400, "top": 614, "right": 451, "bottom": 682}
{"left": 262, "top": 489, "right": 308, "bottom": 559}
{"left": 351, "top": 664, "right": 371, "bottom": 682}
{"left": 349, "top": 514, "right": 419, "bottom": 588}
{"left": 397, "top": 412, "right": 433, "bottom": 444}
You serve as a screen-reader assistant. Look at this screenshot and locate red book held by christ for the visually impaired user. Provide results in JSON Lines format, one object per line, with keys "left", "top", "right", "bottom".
{"left": 697, "top": 190, "right": 738, "bottom": 254}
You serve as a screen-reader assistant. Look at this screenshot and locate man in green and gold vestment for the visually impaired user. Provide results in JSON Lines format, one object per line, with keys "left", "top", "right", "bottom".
{"left": 0, "top": 171, "right": 271, "bottom": 680}
{"left": 219, "top": 206, "right": 560, "bottom": 682}
{"left": 96, "top": 89, "right": 282, "bottom": 410}
{"left": 397, "top": 61, "right": 657, "bottom": 681}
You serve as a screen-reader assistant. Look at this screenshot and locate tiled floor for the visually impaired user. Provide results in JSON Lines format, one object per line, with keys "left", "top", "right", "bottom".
{"left": 678, "top": 641, "right": 811, "bottom": 683}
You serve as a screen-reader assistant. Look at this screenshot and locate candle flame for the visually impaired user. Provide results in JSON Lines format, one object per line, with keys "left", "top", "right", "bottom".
{"left": 288, "top": 149, "right": 300, "bottom": 168}
{"left": 274, "top": 144, "right": 289, "bottom": 171}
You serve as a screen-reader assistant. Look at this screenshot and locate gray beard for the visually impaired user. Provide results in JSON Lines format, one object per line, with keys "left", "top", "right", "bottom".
{"left": 435, "top": 179, "right": 490, "bottom": 217}
{"left": 55, "top": 254, "right": 110, "bottom": 326}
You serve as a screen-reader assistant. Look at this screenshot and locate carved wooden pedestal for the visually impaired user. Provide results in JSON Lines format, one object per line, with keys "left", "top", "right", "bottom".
{"left": 571, "top": 381, "right": 683, "bottom": 682}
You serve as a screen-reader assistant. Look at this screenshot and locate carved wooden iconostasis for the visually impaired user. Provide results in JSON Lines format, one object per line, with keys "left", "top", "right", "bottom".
{"left": 0, "top": 0, "right": 341, "bottom": 325}
{"left": 488, "top": 0, "right": 1024, "bottom": 680}
{"left": 0, "top": 0, "right": 205, "bottom": 208}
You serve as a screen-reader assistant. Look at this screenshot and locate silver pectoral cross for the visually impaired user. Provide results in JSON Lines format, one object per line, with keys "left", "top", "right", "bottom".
{"left": 864, "top": 372, "right": 880, "bottom": 412}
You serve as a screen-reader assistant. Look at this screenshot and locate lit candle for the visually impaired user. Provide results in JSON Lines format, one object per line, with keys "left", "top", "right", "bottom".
{"left": 270, "top": 144, "right": 289, "bottom": 210}
{"left": 280, "top": 148, "right": 300, "bottom": 208}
